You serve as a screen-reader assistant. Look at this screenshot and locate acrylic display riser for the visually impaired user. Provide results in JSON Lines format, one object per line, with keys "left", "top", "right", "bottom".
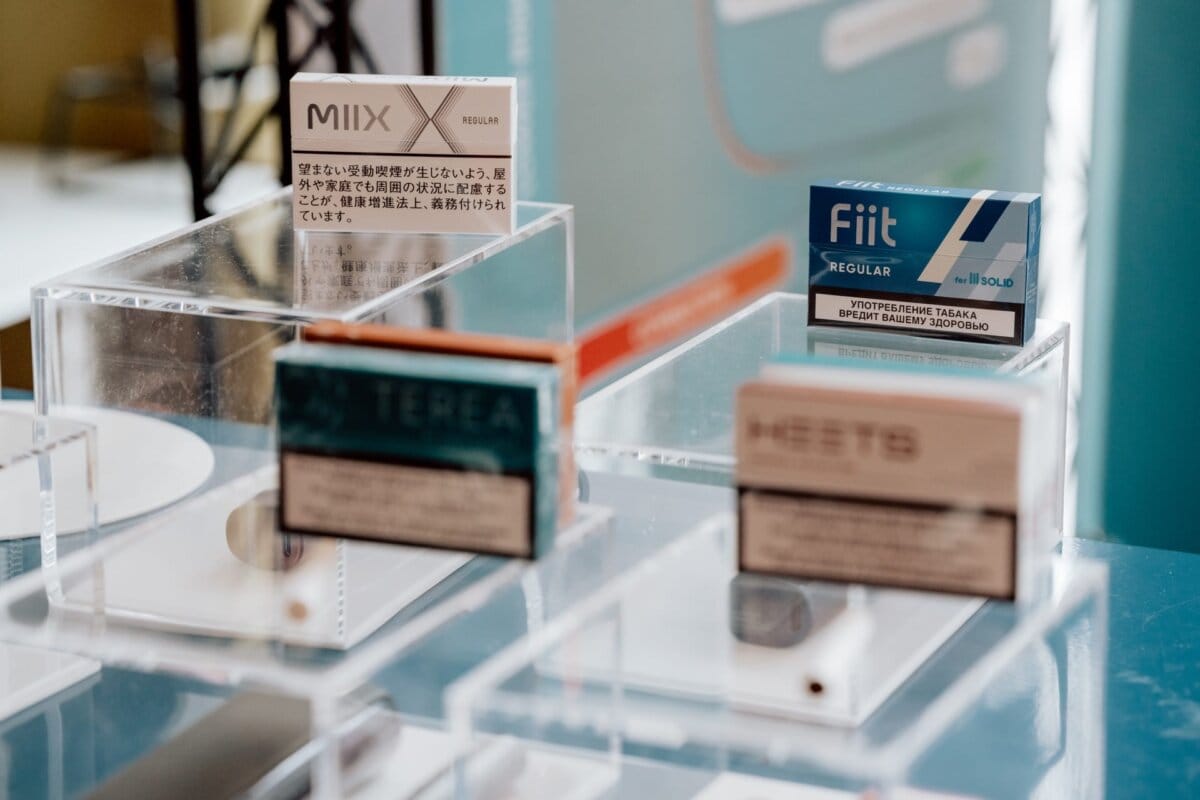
{"left": 31, "top": 188, "right": 574, "bottom": 536}
{"left": 0, "top": 456, "right": 1106, "bottom": 799}
{"left": 577, "top": 291, "right": 1070, "bottom": 532}
{"left": 445, "top": 510, "right": 1108, "bottom": 800}
{"left": 0, "top": 468, "right": 728, "bottom": 798}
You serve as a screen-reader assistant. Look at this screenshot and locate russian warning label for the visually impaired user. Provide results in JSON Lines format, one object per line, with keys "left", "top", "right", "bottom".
{"left": 812, "top": 291, "right": 1017, "bottom": 341}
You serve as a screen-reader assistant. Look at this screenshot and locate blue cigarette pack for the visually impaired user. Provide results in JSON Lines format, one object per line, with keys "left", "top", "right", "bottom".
{"left": 808, "top": 180, "right": 1040, "bottom": 345}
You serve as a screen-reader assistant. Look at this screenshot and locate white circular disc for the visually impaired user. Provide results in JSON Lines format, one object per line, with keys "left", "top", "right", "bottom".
{"left": 0, "top": 402, "right": 215, "bottom": 539}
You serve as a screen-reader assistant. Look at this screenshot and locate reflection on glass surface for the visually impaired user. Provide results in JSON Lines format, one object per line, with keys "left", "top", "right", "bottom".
{"left": 0, "top": 664, "right": 226, "bottom": 800}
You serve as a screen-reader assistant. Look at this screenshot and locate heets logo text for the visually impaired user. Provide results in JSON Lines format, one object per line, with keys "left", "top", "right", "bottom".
{"left": 745, "top": 414, "right": 918, "bottom": 462}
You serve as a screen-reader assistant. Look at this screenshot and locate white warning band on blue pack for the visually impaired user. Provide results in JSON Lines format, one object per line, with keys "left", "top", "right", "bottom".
{"left": 812, "top": 291, "right": 1017, "bottom": 340}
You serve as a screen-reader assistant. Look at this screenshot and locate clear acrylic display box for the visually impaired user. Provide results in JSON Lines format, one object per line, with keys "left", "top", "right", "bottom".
{"left": 30, "top": 188, "right": 573, "bottom": 532}
{"left": 0, "top": 410, "right": 97, "bottom": 546}
{"left": 0, "top": 470, "right": 729, "bottom": 798}
{"left": 577, "top": 291, "right": 1070, "bottom": 531}
{"left": 0, "top": 410, "right": 102, "bottom": 752}
{"left": 445, "top": 514, "right": 1108, "bottom": 799}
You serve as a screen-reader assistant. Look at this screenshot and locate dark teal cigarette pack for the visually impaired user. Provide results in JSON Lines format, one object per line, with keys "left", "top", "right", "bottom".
{"left": 275, "top": 343, "right": 560, "bottom": 558}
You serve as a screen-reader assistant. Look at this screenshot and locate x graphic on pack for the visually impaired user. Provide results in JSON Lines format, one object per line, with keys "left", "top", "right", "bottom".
{"left": 395, "top": 85, "right": 465, "bottom": 153}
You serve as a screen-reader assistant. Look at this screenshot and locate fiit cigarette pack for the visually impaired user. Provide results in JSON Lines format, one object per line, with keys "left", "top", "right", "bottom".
{"left": 808, "top": 180, "right": 1040, "bottom": 345}
{"left": 276, "top": 344, "right": 560, "bottom": 558}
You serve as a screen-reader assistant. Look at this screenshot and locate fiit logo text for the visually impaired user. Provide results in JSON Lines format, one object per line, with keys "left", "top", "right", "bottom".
{"left": 307, "top": 103, "right": 390, "bottom": 132}
{"left": 830, "top": 203, "right": 897, "bottom": 247}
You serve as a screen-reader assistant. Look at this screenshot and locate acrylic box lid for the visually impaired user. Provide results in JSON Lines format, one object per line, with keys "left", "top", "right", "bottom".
{"left": 33, "top": 188, "right": 571, "bottom": 325}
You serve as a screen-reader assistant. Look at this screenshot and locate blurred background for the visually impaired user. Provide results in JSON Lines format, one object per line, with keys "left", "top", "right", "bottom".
{"left": 0, "top": 0, "right": 1195, "bottom": 550}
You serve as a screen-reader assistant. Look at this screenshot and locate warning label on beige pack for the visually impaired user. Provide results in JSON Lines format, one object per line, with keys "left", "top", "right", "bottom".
{"left": 739, "top": 491, "right": 1016, "bottom": 598}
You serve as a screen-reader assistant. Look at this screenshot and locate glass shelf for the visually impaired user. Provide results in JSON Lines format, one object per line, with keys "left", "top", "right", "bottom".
{"left": 0, "top": 642, "right": 104, "bottom": 798}
{"left": 0, "top": 468, "right": 731, "bottom": 797}
{"left": 0, "top": 463, "right": 1104, "bottom": 798}
{"left": 0, "top": 464, "right": 616, "bottom": 694}
{"left": 445, "top": 514, "right": 1108, "bottom": 798}
{"left": 576, "top": 291, "right": 1069, "bottom": 531}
